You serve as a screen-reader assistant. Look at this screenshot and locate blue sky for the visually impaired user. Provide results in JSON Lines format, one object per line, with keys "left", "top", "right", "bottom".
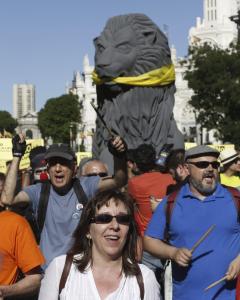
{"left": 0, "top": 0, "right": 202, "bottom": 114}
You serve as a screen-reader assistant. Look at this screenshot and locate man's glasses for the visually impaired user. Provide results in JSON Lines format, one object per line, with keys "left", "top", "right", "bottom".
{"left": 187, "top": 161, "right": 220, "bottom": 169}
{"left": 90, "top": 213, "right": 131, "bottom": 225}
{"left": 85, "top": 172, "right": 108, "bottom": 178}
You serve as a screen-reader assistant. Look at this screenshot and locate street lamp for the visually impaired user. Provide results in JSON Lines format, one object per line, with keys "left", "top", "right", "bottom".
{"left": 230, "top": 9, "right": 240, "bottom": 42}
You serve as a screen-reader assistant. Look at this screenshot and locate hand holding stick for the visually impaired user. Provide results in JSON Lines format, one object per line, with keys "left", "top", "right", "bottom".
{"left": 190, "top": 224, "right": 216, "bottom": 253}
{"left": 204, "top": 275, "right": 228, "bottom": 291}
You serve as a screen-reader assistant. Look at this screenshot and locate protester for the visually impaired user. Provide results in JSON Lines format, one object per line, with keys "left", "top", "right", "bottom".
{"left": 220, "top": 148, "right": 240, "bottom": 189}
{"left": 38, "top": 189, "right": 161, "bottom": 300}
{"left": 1, "top": 134, "right": 127, "bottom": 269}
{"left": 0, "top": 206, "right": 44, "bottom": 299}
{"left": 78, "top": 158, "right": 108, "bottom": 178}
{"left": 144, "top": 145, "right": 240, "bottom": 300}
{"left": 128, "top": 144, "right": 175, "bottom": 294}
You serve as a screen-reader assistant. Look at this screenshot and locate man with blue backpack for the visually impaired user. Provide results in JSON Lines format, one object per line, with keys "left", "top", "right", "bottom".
{"left": 144, "top": 145, "right": 240, "bottom": 300}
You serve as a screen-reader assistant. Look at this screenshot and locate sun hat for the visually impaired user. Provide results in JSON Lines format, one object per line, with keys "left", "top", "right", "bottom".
{"left": 219, "top": 148, "right": 239, "bottom": 166}
{"left": 185, "top": 145, "right": 220, "bottom": 161}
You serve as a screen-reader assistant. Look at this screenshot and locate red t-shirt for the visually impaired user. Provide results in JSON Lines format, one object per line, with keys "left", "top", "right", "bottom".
{"left": 0, "top": 211, "right": 45, "bottom": 285}
{"left": 128, "top": 172, "right": 175, "bottom": 235}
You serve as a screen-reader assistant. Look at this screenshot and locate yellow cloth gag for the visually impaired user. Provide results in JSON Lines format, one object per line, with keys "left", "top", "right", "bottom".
{"left": 92, "top": 64, "right": 175, "bottom": 87}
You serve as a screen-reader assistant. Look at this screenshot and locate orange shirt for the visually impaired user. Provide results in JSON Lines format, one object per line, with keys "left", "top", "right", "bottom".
{"left": 128, "top": 172, "right": 175, "bottom": 235}
{"left": 0, "top": 211, "right": 45, "bottom": 285}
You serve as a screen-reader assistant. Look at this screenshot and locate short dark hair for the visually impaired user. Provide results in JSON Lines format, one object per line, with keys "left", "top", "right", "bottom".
{"left": 68, "top": 189, "right": 139, "bottom": 277}
{"left": 165, "top": 149, "right": 185, "bottom": 171}
{"left": 134, "top": 144, "right": 156, "bottom": 172}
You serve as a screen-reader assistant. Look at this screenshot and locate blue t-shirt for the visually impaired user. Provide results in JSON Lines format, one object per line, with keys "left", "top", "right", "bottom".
{"left": 145, "top": 183, "right": 240, "bottom": 300}
{"left": 24, "top": 176, "right": 99, "bottom": 268}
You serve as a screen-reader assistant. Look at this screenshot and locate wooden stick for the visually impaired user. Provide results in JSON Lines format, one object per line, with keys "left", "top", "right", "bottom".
{"left": 204, "top": 275, "right": 228, "bottom": 291}
{"left": 190, "top": 224, "right": 216, "bottom": 253}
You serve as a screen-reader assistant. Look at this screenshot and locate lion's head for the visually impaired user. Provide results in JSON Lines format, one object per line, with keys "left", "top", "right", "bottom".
{"left": 94, "top": 14, "right": 172, "bottom": 79}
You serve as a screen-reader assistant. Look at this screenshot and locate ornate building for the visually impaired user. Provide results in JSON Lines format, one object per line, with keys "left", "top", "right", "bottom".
{"left": 174, "top": 0, "right": 238, "bottom": 144}
{"left": 67, "top": 55, "right": 97, "bottom": 152}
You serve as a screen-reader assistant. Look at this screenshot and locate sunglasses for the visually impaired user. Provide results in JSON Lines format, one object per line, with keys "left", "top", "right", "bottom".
{"left": 85, "top": 172, "right": 108, "bottom": 177}
{"left": 90, "top": 213, "right": 131, "bottom": 225}
{"left": 188, "top": 161, "right": 220, "bottom": 169}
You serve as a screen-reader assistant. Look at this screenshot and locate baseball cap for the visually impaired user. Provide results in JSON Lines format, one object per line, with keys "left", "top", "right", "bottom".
{"left": 31, "top": 153, "right": 46, "bottom": 170}
{"left": 185, "top": 145, "right": 220, "bottom": 161}
{"left": 219, "top": 148, "right": 240, "bottom": 166}
{"left": 44, "top": 144, "right": 76, "bottom": 161}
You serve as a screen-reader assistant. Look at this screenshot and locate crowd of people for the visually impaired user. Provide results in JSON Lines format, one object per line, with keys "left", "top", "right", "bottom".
{"left": 0, "top": 133, "right": 240, "bottom": 300}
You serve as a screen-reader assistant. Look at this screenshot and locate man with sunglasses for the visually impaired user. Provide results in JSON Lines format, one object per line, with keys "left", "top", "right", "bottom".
{"left": 78, "top": 158, "right": 109, "bottom": 178}
{"left": 1, "top": 135, "right": 127, "bottom": 269}
{"left": 144, "top": 145, "right": 240, "bottom": 300}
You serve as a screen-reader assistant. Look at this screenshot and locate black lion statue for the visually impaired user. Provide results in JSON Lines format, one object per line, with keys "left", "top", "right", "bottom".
{"left": 92, "top": 13, "right": 184, "bottom": 170}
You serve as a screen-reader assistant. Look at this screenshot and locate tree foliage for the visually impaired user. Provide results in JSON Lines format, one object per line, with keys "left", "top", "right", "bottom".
{"left": 185, "top": 43, "right": 240, "bottom": 146}
{"left": 38, "top": 94, "right": 81, "bottom": 144}
{"left": 0, "top": 111, "right": 18, "bottom": 134}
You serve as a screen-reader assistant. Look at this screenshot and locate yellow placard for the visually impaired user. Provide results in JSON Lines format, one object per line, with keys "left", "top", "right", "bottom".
{"left": 0, "top": 138, "right": 44, "bottom": 173}
{"left": 184, "top": 143, "right": 235, "bottom": 153}
{"left": 75, "top": 152, "right": 92, "bottom": 165}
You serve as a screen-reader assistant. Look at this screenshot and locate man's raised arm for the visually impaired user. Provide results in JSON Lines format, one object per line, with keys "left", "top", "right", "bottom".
{"left": 1, "top": 134, "right": 30, "bottom": 207}
{"left": 98, "top": 136, "right": 127, "bottom": 191}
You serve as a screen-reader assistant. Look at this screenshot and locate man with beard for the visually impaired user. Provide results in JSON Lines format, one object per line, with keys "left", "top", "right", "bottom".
{"left": 144, "top": 145, "right": 240, "bottom": 300}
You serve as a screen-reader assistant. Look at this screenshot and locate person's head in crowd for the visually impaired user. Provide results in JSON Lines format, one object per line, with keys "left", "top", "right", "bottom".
{"left": 220, "top": 148, "right": 240, "bottom": 175}
{"left": 185, "top": 145, "right": 220, "bottom": 197}
{"left": 69, "top": 189, "right": 139, "bottom": 273}
{"left": 126, "top": 149, "right": 140, "bottom": 178}
{"left": 134, "top": 144, "right": 156, "bottom": 174}
{"left": 166, "top": 149, "right": 189, "bottom": 182}
{"left": 29, "top": 146, "right": 48, "bottom": 183}
{"left": 79, "top": 158, "right": 108, "bottom": 178}
{"left": 0, "top": 172, "right": 6, "bottom": 196}
{"left": 44, "top": 143, "right": 77, "bottom": 193}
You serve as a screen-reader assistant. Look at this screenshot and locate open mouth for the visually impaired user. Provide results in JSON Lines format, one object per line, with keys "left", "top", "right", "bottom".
{"left": 54, "top": 175, "right": 65, "bottom": 183}
{"left": 104, "top": 235, "right": 120, "bottom": 241}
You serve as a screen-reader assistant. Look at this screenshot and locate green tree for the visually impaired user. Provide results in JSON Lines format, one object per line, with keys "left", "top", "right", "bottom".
{"left": 185, "top": 43, "right": 240, "bottom": 146}
{"left": 38, "top": 94, "right": 81, "bottom": 144}
{"left": 0, "top": 111, "right": 18, "bottom": 134}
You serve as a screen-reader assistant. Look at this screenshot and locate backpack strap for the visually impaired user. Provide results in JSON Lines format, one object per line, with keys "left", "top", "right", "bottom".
{"left": 135, "top": 264, "right": 144, "bottom": 300}
{"left": 37, "top": 181, "right": 51, "bottom": 235}
{"left": 164, "top": 189, "right": 180, "bottom": 241}
{"left": 72, "top": 178, "right": 88, "bottom": 206}
{"left": 58, "top": 254, "right": 73, "bottom": 297}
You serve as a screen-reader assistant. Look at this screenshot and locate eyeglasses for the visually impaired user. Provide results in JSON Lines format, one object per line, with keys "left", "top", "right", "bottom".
{"left": 85, "top": 172, "right": 108, "bottom": 177}
{"left": 90, "top": 213, "right": 131, "bottom": 225}
{"left": 187, "top": 161, "right": 220, "bottom": 169}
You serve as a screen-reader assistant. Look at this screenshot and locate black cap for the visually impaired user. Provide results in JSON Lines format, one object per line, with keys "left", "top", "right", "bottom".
{"left": 31, "top": 153, "right": 46, "bottom": 170}
{"left": 185, "top": 145, "right": 220, "bottom": 161}
{"left": 44, "top": 144, "right": 76, "bottom": 161}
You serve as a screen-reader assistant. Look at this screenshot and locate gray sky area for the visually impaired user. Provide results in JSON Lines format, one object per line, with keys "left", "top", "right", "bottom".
{"left": 0, "top": 0, "right": 202, "bottom": 113}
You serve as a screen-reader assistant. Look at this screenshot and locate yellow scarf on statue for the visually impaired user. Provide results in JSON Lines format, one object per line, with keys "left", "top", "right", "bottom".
{"left": 92, "top": 64, "right": 175, "bottom": 87}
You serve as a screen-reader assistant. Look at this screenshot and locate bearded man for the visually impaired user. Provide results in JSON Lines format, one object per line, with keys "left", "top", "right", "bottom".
{"left": 144, "top": 145, "right": 240, "bottom": 300}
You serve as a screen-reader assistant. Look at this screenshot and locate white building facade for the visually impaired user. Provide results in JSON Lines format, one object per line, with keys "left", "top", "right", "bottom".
{"left": 13, "top": 84, "right": 36, "bottom": 119}
{"left": 67, "top": 55, "right": 97, "bottom": 152}
{"left": 174, "top": 0, "right": 238, "bottom": 144}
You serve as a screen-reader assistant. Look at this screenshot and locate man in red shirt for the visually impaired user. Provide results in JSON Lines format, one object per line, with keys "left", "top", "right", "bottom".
{"left": 128, "top": 144, "right": 174, "bottom": 289}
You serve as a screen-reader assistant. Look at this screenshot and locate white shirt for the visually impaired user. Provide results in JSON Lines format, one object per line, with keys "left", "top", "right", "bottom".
{"left": 38, "top": 255, "right": 161, "bottom": 300}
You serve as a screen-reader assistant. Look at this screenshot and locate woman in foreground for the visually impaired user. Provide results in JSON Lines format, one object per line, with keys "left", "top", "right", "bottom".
{"left": 38, "top": 189, "right": 160, "bottom": 299}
